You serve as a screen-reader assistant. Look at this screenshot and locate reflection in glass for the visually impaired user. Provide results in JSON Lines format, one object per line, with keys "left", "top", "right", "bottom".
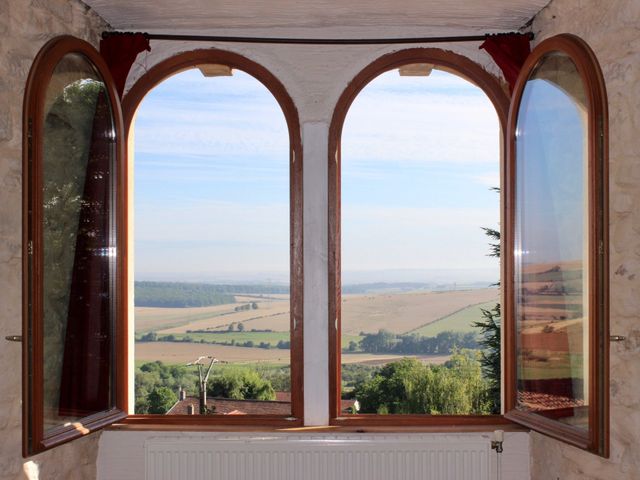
{"left": 514, "top": 52, "right": 590, "bottom": 428}
{"left": 42, "top": 53, "right": 116, "bottom": 431}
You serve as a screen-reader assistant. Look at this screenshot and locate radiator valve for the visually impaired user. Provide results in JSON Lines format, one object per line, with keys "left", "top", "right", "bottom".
{"left": 491, "top": 429, "right": 504, "bottom": 454}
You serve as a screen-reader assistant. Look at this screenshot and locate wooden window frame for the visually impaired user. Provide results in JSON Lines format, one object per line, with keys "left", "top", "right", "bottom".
{"left": 327, "top": 48, "right": 511, "bottom": 426}
{"left": 503, "top": 34, "right": 609, "bottom": 456}
{"left": 120, "top": 49, "right": 304, "bottom": 427}
{"left": 22, "top": 36, "right": 128, "bottom": 456}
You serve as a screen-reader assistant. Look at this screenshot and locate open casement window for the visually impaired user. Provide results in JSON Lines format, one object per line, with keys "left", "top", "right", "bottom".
{"left": 23, "top": 36, "right": 127, "bottom": 456}
{"left": 504, "top": 34, "right": 609, "bottom": 456}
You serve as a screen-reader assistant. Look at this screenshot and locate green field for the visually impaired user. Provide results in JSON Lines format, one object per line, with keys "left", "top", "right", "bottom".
{"left": 409, "top": 300, "right": 499, "bottom": 336}
{"left": 137, "top": 330, "right": 362, "bottom": 349}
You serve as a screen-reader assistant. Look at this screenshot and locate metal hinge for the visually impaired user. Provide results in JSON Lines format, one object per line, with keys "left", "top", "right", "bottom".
{"left": 27, "top": 240, "right": 33, "bottom": 256}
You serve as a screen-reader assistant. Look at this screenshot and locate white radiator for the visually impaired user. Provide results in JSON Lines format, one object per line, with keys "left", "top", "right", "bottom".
{"left": 145, "top": 434, "right": 492, "bottom": 480}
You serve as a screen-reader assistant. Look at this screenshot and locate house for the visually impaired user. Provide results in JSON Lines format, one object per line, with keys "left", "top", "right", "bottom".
{"left": 1, "top": 0, "right": 638, "bottom": 478}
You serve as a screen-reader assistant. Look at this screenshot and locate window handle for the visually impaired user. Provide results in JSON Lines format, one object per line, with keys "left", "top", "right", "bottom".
{"left": 5, "top": 335, "right": 22, "bottom": 342}
{"left": 610, "top": 335, "right": 626, "bottom": 342}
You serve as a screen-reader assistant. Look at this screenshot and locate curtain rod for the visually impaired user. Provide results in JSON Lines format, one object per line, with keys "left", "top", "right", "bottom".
{"left": 101, "top": 31, "right": 533, "bottom": 45}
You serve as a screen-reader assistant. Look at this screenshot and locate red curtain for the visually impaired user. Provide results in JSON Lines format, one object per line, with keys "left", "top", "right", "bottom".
{"left": 58, "top": 91, "right": 113, "bottom": 417}
{"left": 480, "top": 34, "right": 531, "bottom": 92}
{"left": 100, "top": 33, "right": 151, "bottom": 97}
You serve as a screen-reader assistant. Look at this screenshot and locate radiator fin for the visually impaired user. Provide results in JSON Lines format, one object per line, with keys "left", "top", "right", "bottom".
{"left": 145, "top": 435, "right": 491, "bottom": 480}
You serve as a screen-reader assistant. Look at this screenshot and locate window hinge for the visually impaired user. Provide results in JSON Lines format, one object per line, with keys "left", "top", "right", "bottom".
{"left": 335, "top": 150, "right": 338, "bottom": 164}
{"left": 27, "top": 240, "right": 33, "bottom": 256}
{"left": 599, "top": 241, "right": 604, "bottom": 255}
{"left": 293, "top": 316, "right": 297, "bottom": 330}
{"left": 335, "top": 317, "right": 338, "bottom": 331}
{"left": 292, "top": 150, "right": 296, "bottom": 164}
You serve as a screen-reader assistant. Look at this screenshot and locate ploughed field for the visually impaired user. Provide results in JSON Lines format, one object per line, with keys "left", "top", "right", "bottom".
{"left": 135, "top": 287, "right": 499, "bottom": 366}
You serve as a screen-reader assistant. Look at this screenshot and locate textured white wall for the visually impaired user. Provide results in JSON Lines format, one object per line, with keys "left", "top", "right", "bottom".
{"left": 0, "top": 3, "right": 110, "bottom": 480}
{"left": 528, "top": 0, "right": 640, "bottom": 478}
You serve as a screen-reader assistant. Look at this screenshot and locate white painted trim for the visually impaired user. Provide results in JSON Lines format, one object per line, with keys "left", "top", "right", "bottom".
{"left": 302, "top": 122, "right": 329, "bottom": 425}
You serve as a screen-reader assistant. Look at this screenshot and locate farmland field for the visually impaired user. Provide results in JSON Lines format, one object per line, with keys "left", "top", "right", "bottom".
{"left": 135, "top": 342, "right": 292, "bottom": 364}
{"left": 135, "top": 287, "right": 499, "bottom": 367}
{"left": 136, "top": 288, "right": 499, "bottom": 338}
{"left": 135, "top": 342, "right": 450, "bottom": 366}
{"left": 409, "top": 300, "right": 499, "bottom": 336}
{"left": 341, "top": 287, "right": 499, "bottom": 335}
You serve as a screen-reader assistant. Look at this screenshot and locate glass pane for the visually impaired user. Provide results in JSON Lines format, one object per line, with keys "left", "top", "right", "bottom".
{"left": 42, "top": 53, "right": 116, "bottom": 431}
{"left": 514, "top": 52, "right": 589, "bottom": 429}
{"left": 340, "top": 68, "right": 501, "bottom": 415}
{"left": 132, "top": 68, "right": 291, "bottom": 416}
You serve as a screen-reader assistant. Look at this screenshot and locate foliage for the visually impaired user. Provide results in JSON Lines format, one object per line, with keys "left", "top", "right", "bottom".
{"left": 135, "top": 281, "right": 290, "bottom": 308}
{"left": 472, "top": 187, "right": 501, "bottom": 413}
{"left": 341, "top": 363, "right": 379, "bottom": 397}
{"left": 472, "top": 304, "right": 501, "bottom": 413}
{"left": 147, "top": 386, "right": 178, "bottom": 414}
{"left": 208, "top": 368, "right": 276, "bottom": 400}
{"left": 353, "top": 354, "right": 492, "bottom": 415}
{"left": 135, "top": 361, "right": 199, "bottom": 414}
{"left": 134, "top": 281, "right": 235, "bottom": 308}
{"left": 355, "top": 329, "right": 478, "bottom": 355}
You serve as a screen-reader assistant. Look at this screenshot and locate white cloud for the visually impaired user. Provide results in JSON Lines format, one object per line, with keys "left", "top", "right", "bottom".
{"left": 342, "top": 70, "right": 500, "bottom": 166}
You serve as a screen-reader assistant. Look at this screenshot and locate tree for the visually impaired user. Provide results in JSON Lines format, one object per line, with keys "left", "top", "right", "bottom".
{"left": 352, "top": 354, "right": 491, "bottom": 415}
{"left": 472, "top": 305, "right": 501, "bottom": 413}
{"left": 472, "top": 187, "right": 501, "bottom": 413}
{"left": 208, "top": 368, "right": 275, "bottom": 400}
{"left": 147, "top": 386, "right": 178, "bottom": 414}
{"left": 228, "top": 323, "right": 235, "bottom": 331}
{"left": 237, "top": 322, "right": 245, "bottom": 332}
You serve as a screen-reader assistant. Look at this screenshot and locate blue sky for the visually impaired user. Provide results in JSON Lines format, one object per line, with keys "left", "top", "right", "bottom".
{"left": 134, "top": 68, "right": 501, "bottom": 284}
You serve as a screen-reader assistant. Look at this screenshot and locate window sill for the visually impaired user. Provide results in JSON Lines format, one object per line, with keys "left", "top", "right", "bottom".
{"left": 109, "top": 415, "right": 526, "bottom": 434}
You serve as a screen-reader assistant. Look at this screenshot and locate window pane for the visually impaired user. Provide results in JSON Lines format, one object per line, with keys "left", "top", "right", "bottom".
{"left": 340, "top": 68, "right": 501, "bottom": 415}
{"left": 133, "top": 69, "right": 291, "bottom": 416}
{"left": 42, "top": 53, "right": 116, "bottom": 431}
{"left": 514, "top": 52, "right": 589, "bottom": 429}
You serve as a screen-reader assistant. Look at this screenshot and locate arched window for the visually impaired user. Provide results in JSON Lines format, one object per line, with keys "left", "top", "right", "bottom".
{"left": 328, "top": 49, "right": 509, "bottom": 425}
{"left": 504, "top": 34, "right": 609, "bottom": 456}
{"left": 122, "top": 50, "right": 303, "bottom": 425}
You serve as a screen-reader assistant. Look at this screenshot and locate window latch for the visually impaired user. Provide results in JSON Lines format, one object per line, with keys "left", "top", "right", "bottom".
{"left": 5, "top": 335, "right": 22, "bottom": 342}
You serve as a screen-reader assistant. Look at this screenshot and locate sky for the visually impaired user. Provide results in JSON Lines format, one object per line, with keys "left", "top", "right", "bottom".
{"left": 133, "top": 67, "right": 502, "bottom": 284}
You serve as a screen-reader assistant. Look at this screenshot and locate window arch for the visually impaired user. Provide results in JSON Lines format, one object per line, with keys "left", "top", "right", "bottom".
{"left": 121, "top": 50, "right": 303, "bottom": 425}
{"left": 328, "top": 48, "right": 509, "bottom": 424}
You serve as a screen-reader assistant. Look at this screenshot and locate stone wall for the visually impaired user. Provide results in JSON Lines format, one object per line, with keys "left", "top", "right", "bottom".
{"left": 0, "top": 1, "right": 110, "bottom": 479}
{"left": 529, "top": 0, "right": 640, "bottom": 478}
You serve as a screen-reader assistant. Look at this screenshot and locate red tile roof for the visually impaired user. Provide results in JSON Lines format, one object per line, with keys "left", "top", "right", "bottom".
{"left": 167, "top": 396, "right": 291, "bottom": 415}
{"left": 167, "top": 393, "right": 357, "bottom": 415}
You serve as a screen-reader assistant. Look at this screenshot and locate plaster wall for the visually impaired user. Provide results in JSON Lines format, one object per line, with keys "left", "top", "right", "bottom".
{"left": 529, "top": 0, "right": 640, "bottom": 478}
{"left": 0, "top": 1, "right": 110, "bottom": 479}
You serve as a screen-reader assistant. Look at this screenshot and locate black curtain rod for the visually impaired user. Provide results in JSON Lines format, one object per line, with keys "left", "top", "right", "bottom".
{"left": 102, "top": 31, "right": 533, "bottom": 45}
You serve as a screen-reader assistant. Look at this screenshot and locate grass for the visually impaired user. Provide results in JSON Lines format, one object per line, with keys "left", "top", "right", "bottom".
{"left": 409, "top": 300, "right": 499, "bottom": 336}
{"left": 138, "top": 330, "right": 362, "bottom": 349}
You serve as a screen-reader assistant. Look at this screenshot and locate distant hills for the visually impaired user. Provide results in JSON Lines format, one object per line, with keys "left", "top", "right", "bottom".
{"left": 135, "top": 280, "right": 495, "bottom": 308}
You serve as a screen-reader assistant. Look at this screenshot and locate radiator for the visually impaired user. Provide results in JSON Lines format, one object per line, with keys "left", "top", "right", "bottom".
{"left": 145, "top": 434, "right": 492, "bottom": 480}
